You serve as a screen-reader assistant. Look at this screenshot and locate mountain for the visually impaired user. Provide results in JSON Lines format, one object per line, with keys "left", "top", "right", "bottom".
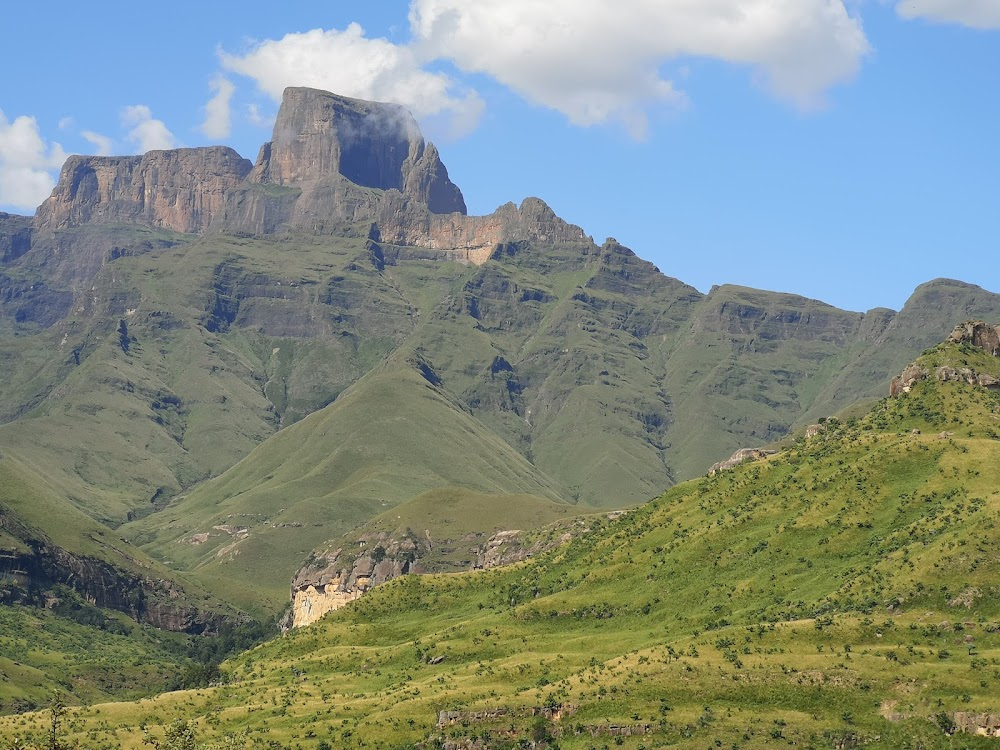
{"left": 9, "top": 325, "right": 1000, "bottom": 747}
{"left": 1, "top": 86, "right": 999, "bottom": 621}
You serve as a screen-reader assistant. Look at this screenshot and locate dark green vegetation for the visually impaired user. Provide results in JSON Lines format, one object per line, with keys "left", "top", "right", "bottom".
{"left": 6, "top": 341, "right": 1000, "bottom": 748}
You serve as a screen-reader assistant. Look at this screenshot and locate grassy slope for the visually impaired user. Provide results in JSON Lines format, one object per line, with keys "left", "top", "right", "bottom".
{"left": 0, "top": 229, "right": 414, "bottom": 526}
{"left": 123, "top": 359, "right": 568, "bottom": 615}
{"left": 306, "top": 487, "right": 589, "bottom": 575}
{"left": 0, "top": 605, "right": 198, "bottom": 714}
{"left": 11, "top": 342, "right": 1000, "bottom": 748}
{"left": 0, "top": 454, "right": 220, "bottom": 604}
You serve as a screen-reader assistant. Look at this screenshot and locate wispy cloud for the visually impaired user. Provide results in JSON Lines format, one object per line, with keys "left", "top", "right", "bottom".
{"left": 81, "top": 130, "right": 114, "bottom": 156}
{"left": 122, "top": 104, "right": 177, "bottom": 153}
{"left": 201, "top": 75, "right": 236, "bottom": 139}
{"left": 897, "top": 0, "right": 1000, "bottom": 29}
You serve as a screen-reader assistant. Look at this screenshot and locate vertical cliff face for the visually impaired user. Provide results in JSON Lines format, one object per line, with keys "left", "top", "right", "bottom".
{"left": 248, "top": 87, "right": 466, "bottom": 215}
{"left": 35, "top": 147, "right": 252, "bottom": 234}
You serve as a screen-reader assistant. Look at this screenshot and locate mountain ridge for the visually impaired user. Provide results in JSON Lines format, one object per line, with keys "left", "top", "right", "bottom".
{"left": 1, "top": 85, "right": 999, "bottom": 620}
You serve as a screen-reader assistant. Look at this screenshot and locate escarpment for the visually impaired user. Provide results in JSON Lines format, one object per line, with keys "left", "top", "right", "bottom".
{"left": 35, "top": 147, "right": 252, "bottom": 234}
{"left": 28, "top": 86, "right": 588, "bottom": 267}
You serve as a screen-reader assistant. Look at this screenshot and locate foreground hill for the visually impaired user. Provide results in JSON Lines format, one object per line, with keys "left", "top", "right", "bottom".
{"left": 8, "top": 326, "right": 1000, "bottom": 747}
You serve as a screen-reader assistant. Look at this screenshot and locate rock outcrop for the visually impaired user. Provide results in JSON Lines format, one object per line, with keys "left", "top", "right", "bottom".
{"left": 708, "top": 448, "right": 777, "bottom": 475}
{"left": 889, "top": 363, "right": 930, "bottom": 397}
{"left": 372, "top": 195, "right": 591, "bottom": 265}
{"left": 288, "top": 531, "right": 428, "bottom": 629}
{"left": 0, "top": 507, "right": 232, "bottom": 633}
{"left": 35, "top": 147, "right": 252, "bottom": 234}
{"left": 948, "top": 320, "right": 1000, "bottom": 356}
{"left": 890, "top": 321, "right": 1000, "bottom": 396}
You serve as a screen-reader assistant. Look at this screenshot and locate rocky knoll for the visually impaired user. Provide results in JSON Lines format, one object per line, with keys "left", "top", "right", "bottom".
{"left": 890, "top": 321, "right": 1000, "bottom": 396}
{"left": 707, "top": 447, "right": 777, "bottom": 475}
{"left": 35, "top": 147, "right": 252, "bottom": 234}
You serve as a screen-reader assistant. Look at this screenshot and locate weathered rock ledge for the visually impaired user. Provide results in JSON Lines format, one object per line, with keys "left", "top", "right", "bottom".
{"left": 890, "top": 321, "right": 1000, "bottom": 396}
{"left": 708, "top": 448, "right": 777, "bottom": 476}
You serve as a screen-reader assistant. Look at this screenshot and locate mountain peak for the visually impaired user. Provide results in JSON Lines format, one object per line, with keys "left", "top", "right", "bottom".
{"left": 249, "top": 86, "right": 466, "bottom": 215}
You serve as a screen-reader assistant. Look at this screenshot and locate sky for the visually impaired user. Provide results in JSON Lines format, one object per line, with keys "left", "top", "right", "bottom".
{"left": 0, "top": 0, "right": 997, "bottom": 312}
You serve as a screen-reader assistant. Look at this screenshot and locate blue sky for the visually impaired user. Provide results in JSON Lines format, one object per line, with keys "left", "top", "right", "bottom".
{"left": 1, "top": 1, "right": 997, "bottom": 312}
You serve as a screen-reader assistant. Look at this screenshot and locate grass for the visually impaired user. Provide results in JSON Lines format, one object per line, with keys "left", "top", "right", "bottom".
{"left": 7, "top": 344, "right": 1000, "bottom": 748}
{"left": 122, "top": 359, "right": 569, "bottom": 616}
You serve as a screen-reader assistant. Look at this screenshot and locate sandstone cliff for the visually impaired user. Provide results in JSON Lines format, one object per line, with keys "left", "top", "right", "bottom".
{"left": 288, "top": 531, "right": 428, "bottom": 629}
{"left": 35, "top": 147, "right": 252, "bottom": 234}
{"left": 25, "top": 87, "right": 589, "bottom": 269}
{"left": 286, "top": 516, "right": 606, "bottom": 629}
{"left": 372, "top": 195, "right": 591, "bottom": 265}
{"left": 948, "top": 320, "right": 1000, "bottom": 356}
{"left": 215, "top": 87, "right": 590, "bottom": 262}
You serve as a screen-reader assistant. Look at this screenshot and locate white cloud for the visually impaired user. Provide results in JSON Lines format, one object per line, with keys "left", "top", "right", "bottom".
{"left": 58, "top": 116, "right": 74, "bottom": 130}
{"left": 247, "top": 103, "right": 271, "bottom": 128}
{"left": 0, "top": 110, "right": 67, "bottom": 211}
{"left": 896, "top": 0, "right": 1000, "bottom": 28}
{"left": 81, "top": 130, "right": 114, "bottom": 156}
{"left": 121, "top": 104, "right": 177, "bottom": 153}
{"left": 409, "top": 0, "right": 870, "bottom": 130}
{"left": 220, "top": 24, "right": 483, "bottom": 137}
{"left": 201, "top": 75, "right": 235, "bottom": 139}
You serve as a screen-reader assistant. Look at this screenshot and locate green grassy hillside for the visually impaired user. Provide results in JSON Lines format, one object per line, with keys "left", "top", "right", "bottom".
{"left": 9, "top": 341, "right": 1000, "bottom": 748}
{"left": 123, "top": 357, "right": 568, "bottom": 615}
{"left": 307, "top": 487, "right": 586, "bottom": 574}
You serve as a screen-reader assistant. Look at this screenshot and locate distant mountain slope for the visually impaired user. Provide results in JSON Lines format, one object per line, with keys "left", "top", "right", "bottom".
{"left": 12, "top": 328, "right": 1000, "bottom": 748}
{"left": 0, "top": 87, "right": 997, "bottom": 627}
{"left": 123, "top": 356, "right": 568, "bottom": 614}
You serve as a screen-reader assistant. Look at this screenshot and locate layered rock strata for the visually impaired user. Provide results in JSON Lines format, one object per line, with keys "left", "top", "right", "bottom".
{"left": 35, "top": 147, "right": 252, "bottom": 234}
{"left": 27, "top": 87, "right": 589, "bottom": 268}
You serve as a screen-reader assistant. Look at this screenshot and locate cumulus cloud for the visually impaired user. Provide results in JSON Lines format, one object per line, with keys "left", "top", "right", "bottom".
{"left": 81, "top": 130, "right": 114, "bottom": 156}
{"left": 121, "top": 105, "right": 177, "bottom": 153}
{"left": 0, "top": 111, "right": 67, "bottom": 211}
{"left": 201, "top": 75, "right": 235, "bottom": 139}
{"left": 896, "top": 0, "right": 1000, "bottom": 28}
{"left": 409, "top": 0, "right": 870, "bottom": 131}
{"left": 220, "top": 24, "right": 484, "bottom": 137}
